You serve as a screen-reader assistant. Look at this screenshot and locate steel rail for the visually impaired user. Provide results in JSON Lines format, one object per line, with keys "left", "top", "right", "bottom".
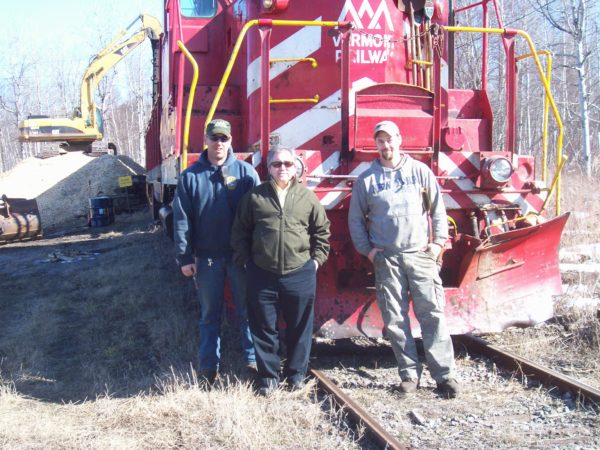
{"left": 309, "top": 368, "right": 408, "bottom": 450}
{"left": 455, "top": 334, "right": 600, "bottom": 405}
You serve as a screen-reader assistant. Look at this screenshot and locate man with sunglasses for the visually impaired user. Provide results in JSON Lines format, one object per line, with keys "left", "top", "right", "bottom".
{"left": 348, "top": 121, "right": 459, "bottom": 398}
{"left": 173, "top": 119, "right": 260, "bottom": 385}
{"left": 231, "top": 147, "right": 330, "bottom": 396}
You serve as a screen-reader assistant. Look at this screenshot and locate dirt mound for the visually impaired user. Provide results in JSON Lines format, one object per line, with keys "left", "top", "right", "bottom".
{"left": 0, "top": 152, "right": 140, "bottom": 230}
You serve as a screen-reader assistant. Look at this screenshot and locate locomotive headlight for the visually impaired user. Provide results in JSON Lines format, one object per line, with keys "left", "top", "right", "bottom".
{"left": 263, "top": 0, "right": 274, "bottom": 8}
{"left": 481, "top": 156, "right": 513, "bottom": 188}
{"left": 488, "top": 157, "right": 513, "bottom": 183}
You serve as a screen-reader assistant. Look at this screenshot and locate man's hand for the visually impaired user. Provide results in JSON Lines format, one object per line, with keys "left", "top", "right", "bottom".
{"left": 426, "top": 243, "right": 443, "bottom": 259}
{"left": 180, "top": 263, "right": 196, "bottom": 277}
{"left": 368, "top": 247, "right": 383, "bottom": 263}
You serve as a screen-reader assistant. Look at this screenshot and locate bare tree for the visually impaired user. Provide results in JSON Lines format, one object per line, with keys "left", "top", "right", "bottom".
{"left": 531, "top": 0, "right": 596, "bottom": 176}
{"left": 0, "top": 57, "right": 38, "bottom": 170}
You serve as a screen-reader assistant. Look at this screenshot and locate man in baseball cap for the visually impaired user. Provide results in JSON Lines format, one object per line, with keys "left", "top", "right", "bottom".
{"left": 372, "top": 120, "right": 401, "bottom": 140}
{"left": 206, "top": 119, "right": 232, "bottom": 139}
{"left": 173, "top": 117, "right": 259, "bottom": 386}
{"left": 349, "top": 120, "right": 459, "bottom": 398}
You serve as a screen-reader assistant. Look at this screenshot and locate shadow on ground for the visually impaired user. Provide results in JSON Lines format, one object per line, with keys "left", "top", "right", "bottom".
{"left": 0, "top": 212, "right": 252, "bottom": 403}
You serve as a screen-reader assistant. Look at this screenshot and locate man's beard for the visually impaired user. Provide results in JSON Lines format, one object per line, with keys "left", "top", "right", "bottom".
{"left": 380, "top": 149, "right": 394, "bottom": 161}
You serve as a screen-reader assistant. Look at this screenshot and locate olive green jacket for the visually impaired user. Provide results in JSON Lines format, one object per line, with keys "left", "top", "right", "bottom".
{"left": 231, "top": 178, "right": 331, "bottom": 275}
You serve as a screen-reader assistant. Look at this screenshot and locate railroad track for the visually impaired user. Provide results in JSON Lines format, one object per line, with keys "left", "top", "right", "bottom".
{"left": 310, "top": 367, "right": 408, "bottom": 450}
{"left": 309, "top": 335, "right": 600, "bottom": 449}
{"left": 454, "top": 334, "right": 600, "bottom": 406}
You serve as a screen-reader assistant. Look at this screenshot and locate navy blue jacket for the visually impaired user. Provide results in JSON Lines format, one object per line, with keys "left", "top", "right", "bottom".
{"left": 173, "top": 148, "right": 260, "bottom": 265}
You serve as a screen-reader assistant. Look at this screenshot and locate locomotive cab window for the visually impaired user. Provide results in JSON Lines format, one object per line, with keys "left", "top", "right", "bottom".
{"left": 180, "top": 0, "right": 217, "bottom": 18}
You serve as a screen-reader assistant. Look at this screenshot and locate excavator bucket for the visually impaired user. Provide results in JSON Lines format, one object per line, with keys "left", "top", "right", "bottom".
{"left": 0, "top": 196, "right": 42, "bottom": 243}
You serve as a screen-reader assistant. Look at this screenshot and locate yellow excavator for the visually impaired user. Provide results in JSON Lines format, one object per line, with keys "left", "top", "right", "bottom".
{"left": 18, "top": 14, "right": 162, "bottom": 151}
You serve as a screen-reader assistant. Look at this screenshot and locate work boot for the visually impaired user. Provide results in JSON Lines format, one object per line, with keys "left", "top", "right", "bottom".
{"left": 287, "top": 379, "right": 306, "bottom": 392}
{"left": 437, "top": 379, "right": 460, "bottom": 398}
{"left": 245, "top": 362, "right": 258, "bottom": 381}
{"left": 396, "top": 380, "right": 418, "bottom": 394}
{"left": 257, "top": 378, "right": 278, "bottom": 397}
{"left": 199, "top": 369, "right": 217, "bottom": 387}
{"left": 258, "top": 385, "right": 276, "bottom": 396}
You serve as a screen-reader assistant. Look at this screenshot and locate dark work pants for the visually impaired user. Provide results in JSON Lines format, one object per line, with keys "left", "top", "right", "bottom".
{"left": 247, "top": 259, "right": 316, "bottom": 388}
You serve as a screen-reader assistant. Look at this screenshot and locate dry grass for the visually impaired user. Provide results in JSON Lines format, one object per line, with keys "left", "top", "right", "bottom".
{"left": 1, "top": 170, "right": 598, "bottom": 447}
{"left": 487, "top": 308, "right": 600, "bottom": 389}
{"left": 0, "top": 372, "right": 356, "bottom": 449}
{"left": 0, "top": 211, "right": 359, "bottom": 448}
{"left": 559, "top": 171, "right": 600, "bottom": 247}
{"left": 489, "top": 170, "right": 600, "bottom": 388}
{"left": 556, "top": 171, "right": 600, "bottom": 387}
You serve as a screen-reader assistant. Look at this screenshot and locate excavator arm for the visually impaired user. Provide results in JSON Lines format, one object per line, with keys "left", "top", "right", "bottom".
{"left": 19, "top": 14, "right": 162, "bottom": 146}
{"left": 79, "top": 14, "right": 162, "bottom": 129}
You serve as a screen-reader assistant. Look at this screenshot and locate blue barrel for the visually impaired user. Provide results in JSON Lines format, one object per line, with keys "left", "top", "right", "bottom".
{"left": 89, "top": 196, "right": 115, "bottom": 227}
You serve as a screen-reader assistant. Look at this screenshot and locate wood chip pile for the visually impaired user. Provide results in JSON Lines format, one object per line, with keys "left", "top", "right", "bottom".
{"left": 0, "top": 152, "right": 140, "bottom": 230}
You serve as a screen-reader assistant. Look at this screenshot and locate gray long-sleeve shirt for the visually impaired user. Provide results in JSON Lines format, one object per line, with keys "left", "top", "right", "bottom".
{"left": 348, "top": 155, "right": 448, "bottom": 257}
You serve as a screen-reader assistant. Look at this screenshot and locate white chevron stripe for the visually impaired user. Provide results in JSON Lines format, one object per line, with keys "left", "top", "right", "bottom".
{"left": 502, "top": 192, "right": 547, "bottom": 214}
{"left": 441, "top": 194, "right": 462, "bottom": 210}
{"left": 438, "top": 152, "right": 489, "bottom": 205}
{"left": 320, "top": 161, "right": 371, "bottom": 209}
{"left": 247, "top": 18, "right": 323, "bottom": 98}
{"left": 438, "top": 152, "right": 479, "bottom": 178}
{"left": 270, "top": 77, "right": 375, "bottom": 150}
{"left": 305, "top": 151, "right": 341, "bottom": 188}
{"left": 439, "top": 152, "right": 547, "bottom": 213}
{"left": 272, "top": 90, "right": 341, "bottom": 149}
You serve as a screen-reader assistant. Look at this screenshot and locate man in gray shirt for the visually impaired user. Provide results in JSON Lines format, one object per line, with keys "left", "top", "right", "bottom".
{"left": 348, "top": 120, "right": 459, "bottom": 398}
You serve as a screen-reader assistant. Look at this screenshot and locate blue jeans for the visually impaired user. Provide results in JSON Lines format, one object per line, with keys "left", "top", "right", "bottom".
{"left": 195, "top": 256, "right": 255, "bottom": 370}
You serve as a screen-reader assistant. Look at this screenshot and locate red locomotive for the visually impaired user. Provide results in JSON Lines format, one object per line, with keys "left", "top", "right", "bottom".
{"left": 145, "top": 0, "right": 569, "bottom": 338}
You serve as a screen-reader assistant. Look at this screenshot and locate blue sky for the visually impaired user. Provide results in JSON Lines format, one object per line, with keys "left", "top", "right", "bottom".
{"left": 1, "top": 0, "right": 163, "bottom": 77}
{"left": 0, "top": 0, "right": 164, "bottom": 109}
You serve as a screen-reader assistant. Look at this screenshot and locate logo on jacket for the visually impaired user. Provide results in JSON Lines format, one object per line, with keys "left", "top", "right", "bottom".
{"left": 224, "top": 175, "right": 238, "bottom": 190}
{"left": 370, "top": 174, "right": 418, "bottom": 194}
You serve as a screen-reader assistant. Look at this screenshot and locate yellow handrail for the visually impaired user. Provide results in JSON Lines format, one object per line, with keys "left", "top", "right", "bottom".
{"left": 410, "top": 59, "right": 433, "bottom": 66}
{"left": 447, "top": 215, "right": 458, "bottom": 232}
{"left": 177, "top": 40, "right": 199, "bottom": 171}
{"left": 270, "top": 57, "right": 318, "bottom": 68}
{"left": 444, "top": 26, "right": 564, "bottom": 216}
{"left": 516, "top": 50, "right": 552, "bottom": 184}
{"left": 270, "top": 94, "right": 320, "bottom": 104}
{"left": 204, "top": 19, "right": 346, "bottom": 132}
{"left": 539, "top": 154, "right": 568, "bottom": 215}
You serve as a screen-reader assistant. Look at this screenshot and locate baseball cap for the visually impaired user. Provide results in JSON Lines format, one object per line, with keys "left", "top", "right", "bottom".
{"left": 206, "top": 119, "right": 232, "bottom": 139}
{"left": 373, "top": 120, "right": 400, "bottom": 138}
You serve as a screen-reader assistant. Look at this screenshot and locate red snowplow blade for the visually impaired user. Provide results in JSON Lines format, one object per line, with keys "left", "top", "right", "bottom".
{"left": 313, "top": 213, "right": 570, "bottom": 339}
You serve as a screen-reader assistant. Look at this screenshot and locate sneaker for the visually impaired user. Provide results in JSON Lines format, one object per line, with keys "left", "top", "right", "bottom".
{"left": 437, "top": 379, "right": 460, "bottom": 398}
{"left": 245, "top": 362, "right": 257, "bottom": 372}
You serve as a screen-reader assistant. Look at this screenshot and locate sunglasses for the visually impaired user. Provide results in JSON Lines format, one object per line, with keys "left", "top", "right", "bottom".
{"left": 270, "top": 161, "right": 295, "bottom": 168}
{"left": 209, "top": 135, "right": 230, "bottom": 142}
